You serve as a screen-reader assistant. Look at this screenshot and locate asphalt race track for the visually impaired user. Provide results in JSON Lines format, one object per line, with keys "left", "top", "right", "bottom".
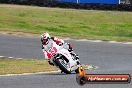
{"left": 0, "top": 34, "right": 132, "bottom": 88}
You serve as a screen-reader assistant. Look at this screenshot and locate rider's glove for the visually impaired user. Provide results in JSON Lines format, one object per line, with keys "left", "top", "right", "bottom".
{"left": 48, "top": 60, "right": 54, "bottom": 66}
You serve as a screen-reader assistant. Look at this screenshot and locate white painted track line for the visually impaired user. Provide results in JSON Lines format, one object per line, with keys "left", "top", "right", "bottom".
{"left": 0, "top": 70, "right": 61, "bottom": 77}
{"left": 75, "top": 39, "right": 132, "bottom": 45}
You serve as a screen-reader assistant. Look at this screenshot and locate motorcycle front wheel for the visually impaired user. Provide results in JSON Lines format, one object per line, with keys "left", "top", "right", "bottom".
{"left": 55, "top": 58, "right": 71, "bottom": 74}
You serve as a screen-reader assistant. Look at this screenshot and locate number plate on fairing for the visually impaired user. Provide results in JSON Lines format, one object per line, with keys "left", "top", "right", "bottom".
{"left": 47, "top": 47, "right": 57, "bottom": 58}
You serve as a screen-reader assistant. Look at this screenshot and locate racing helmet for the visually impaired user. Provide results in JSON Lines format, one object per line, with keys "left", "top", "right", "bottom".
{"left": 41, "top": 32, "right": 50, "bottom": 45}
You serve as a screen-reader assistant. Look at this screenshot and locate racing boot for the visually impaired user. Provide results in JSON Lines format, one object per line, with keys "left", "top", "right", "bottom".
{"left": 67, "top": 43, "right": 79, "bottom": 60}
{"left": 70, "top": 51, "right": 79, "bottom": 60}
{"left": 67, "top": 43, "right": 73, "bottom": 52}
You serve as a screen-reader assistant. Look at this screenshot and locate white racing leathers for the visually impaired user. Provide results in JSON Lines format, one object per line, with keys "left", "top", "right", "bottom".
{"left": 42, "top": 39, "right": 80, "bottom": 73}
{"left": 42, "top": 39, "right": 69, "bottom": 59}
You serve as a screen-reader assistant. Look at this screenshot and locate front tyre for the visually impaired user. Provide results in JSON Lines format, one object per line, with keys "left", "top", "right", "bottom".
{"left": 55, "top": 58, "right": 71, "bottom": 74}
{"left": 75, "top": 67, "right": 79, "bottom": 74}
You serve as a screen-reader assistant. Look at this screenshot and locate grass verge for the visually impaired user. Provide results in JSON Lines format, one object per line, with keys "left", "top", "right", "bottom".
{"left": 0, "top": 4, "right": 132, "bottom": 41}
{"left": 0, "top": 57, "right": 97, "bottom": 75}
{"left": 0, "top": 57, "right": 58, "bottom": 75}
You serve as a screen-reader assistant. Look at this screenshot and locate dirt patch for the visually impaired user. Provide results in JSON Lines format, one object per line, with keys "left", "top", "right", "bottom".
{"left": 0, "top": 31, "right": 39, "bottom": 37}
{"left": 0, "top": 31, "right": 71, "bottom": 40}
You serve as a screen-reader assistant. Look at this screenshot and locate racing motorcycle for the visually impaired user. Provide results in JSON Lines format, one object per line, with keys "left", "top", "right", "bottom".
{"left": 46, "top": 40, "right": 81, "bottom": 74}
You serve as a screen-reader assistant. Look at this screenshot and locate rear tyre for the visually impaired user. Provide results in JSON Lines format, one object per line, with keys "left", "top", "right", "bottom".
{"left": 55, "top": 58, "right": 71, "bottom": 74}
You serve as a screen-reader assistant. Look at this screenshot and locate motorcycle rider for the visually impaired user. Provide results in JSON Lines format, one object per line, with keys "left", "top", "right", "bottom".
{"left": 41, "top": 32, "right": 79, "bottom": 65}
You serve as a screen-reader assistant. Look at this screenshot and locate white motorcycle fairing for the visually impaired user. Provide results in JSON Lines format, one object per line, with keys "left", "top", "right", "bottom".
{"left": 57, "top": 48, "right": 78, "bottom": 72}
{"left": 44, "top": 40, "right": 80, "bottom": 73}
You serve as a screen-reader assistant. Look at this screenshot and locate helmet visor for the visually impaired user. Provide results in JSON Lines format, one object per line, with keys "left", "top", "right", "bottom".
{"left": 41, "top": 38, "right": 49, "bottom": 45}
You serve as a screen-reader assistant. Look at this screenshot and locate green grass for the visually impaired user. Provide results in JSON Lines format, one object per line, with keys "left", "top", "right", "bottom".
{"left": 0, "top": 57, "right": 93, "bottom": 75}
{"left": 0, "top": 4, "right": 132, "bottom": 41}
{"left": 0, "top": 57, "right": 58, "bottom": 75}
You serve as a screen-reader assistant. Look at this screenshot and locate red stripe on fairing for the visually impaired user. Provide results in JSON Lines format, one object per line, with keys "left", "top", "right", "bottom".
{"left": 53, "top": 40, "right": 61, "bottom": 45}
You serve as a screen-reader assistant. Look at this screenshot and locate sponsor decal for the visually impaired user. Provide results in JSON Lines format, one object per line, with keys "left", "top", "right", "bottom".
{"left": 76, "top": 66, "right": 131, "bottom": 85}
